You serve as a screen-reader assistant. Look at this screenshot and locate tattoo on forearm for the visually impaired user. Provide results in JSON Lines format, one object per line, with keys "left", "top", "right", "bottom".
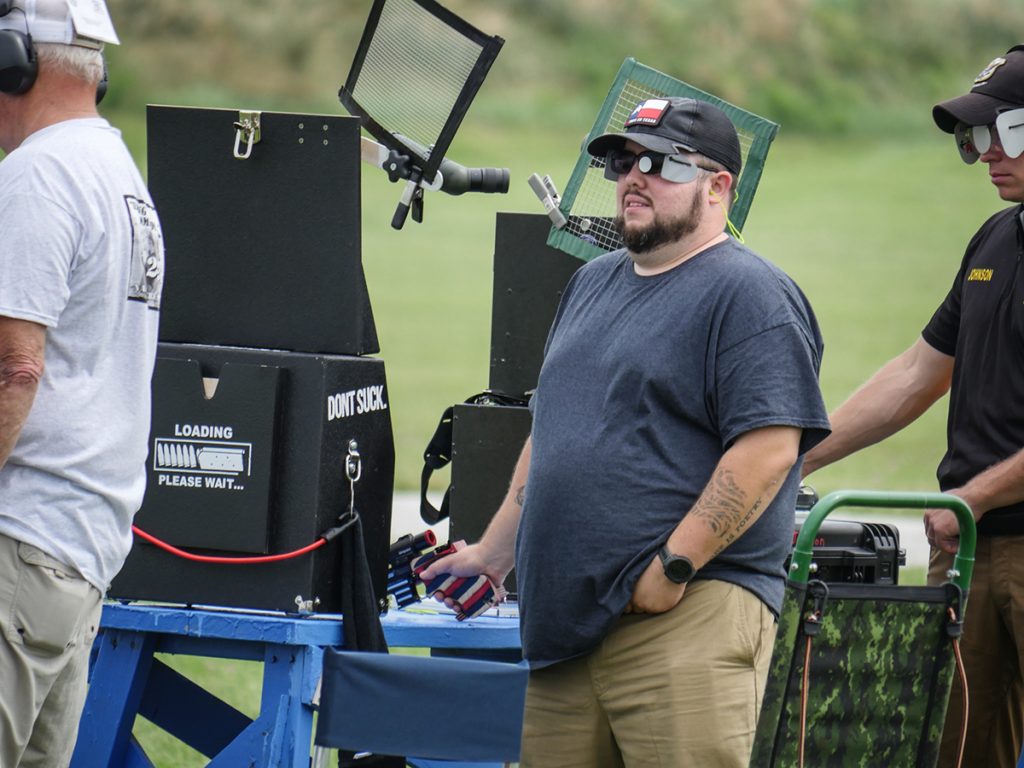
{"left": 713, "top": 496, "right": 764, "bottom": 556}
{"left": 692, "top": 469, "right": 769, "bottom": 553}
{"left": 693, "top": 470, "right": 746, "bottom": 535}
{"left": 514, "top": 485, "right": 526, "bottom": 507}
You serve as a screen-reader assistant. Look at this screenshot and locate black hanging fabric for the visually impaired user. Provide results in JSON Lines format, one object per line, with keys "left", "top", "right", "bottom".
{"left": 340, "top": 513, "right": 387, "bottom": 653}
{"left": 337, "top": 513, "right": 400, "bottom": 767}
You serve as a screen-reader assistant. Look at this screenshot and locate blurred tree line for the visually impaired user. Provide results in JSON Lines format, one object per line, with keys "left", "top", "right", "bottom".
{"left": 103, "top": 0, "right": 1024, "bottom": 135}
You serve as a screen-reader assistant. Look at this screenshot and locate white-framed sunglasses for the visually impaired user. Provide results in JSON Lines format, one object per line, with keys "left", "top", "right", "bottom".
{"left": 954, "top": 107, "right": 1024, "bottom": 164}
{"left": 603, "top": 148, "right": 718, "bottom": 184}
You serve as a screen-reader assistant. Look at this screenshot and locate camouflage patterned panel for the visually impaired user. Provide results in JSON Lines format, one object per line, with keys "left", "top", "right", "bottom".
{"left": 752, "top": 583, "right": 806, "bottom": 767}
{"left": 751, "top": 582, "right": 961, "bottom": 768}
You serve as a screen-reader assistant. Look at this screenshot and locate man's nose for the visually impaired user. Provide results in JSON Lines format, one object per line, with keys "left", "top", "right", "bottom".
{"left": 982, "top": 132, "right": 1005, "bottom": 161}
{"left": 622, "top": 160, "right": 648, "bottom": 184}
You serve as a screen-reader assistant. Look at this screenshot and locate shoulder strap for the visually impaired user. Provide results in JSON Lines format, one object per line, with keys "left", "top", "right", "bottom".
{"left": 420, "top": 405, "right": 455, "bottom": 524}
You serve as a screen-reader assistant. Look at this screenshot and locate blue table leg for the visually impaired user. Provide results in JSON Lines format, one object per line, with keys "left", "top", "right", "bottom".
{"left": 73, "top": 631, "right": 319, "bottom": 767}
{"left": 71, "top": 629, "right": 157, "bottom": 767}
{"left": 206, "top": 643, "right": 317, "bottom": 768}
{"left": 73, "top": 603, "right": 522, "bottom": 766}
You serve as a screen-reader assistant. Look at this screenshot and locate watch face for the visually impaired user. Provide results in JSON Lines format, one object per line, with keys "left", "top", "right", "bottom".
{"left": 660, "top": 547, "right": 695, "bottom": 584}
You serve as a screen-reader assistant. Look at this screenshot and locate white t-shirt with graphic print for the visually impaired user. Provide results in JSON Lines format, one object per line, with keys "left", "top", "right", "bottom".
{"left": 0, "top": 117, "right": 163, "bottom": 590}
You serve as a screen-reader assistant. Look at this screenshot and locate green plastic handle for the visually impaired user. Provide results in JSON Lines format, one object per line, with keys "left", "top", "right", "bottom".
{"left": 790, "top": 490, "right": 975, "bottom": 592}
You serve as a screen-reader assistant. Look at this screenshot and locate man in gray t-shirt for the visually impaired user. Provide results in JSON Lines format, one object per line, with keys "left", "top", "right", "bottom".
{"left": 0, "top": 2, "right": 162, "bottom": 765}
{"left": 422, "top": 97, "right": 829, "bottom": 766}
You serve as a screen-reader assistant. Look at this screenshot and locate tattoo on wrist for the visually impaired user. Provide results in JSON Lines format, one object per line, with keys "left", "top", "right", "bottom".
{"left": 514, "top": 485, "right": 526, "bottom": 507}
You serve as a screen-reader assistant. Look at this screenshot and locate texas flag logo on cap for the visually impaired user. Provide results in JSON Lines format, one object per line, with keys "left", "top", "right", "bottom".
{"left": 625, "top": 98, "right": 670, "bottom": 127}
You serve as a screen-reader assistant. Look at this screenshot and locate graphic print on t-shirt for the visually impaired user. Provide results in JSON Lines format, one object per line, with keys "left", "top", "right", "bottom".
{"left": 124, "top": 195, "right": 164, "bottom": 309}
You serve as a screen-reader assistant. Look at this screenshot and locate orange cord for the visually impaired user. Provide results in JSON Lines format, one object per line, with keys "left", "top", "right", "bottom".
{"left": 948, "top": 606, "right": 969, "bottom": 768}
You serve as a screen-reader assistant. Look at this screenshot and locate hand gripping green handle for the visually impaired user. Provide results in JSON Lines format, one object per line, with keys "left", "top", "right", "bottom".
{"left": 790, "top": 490, "right": 975, "bottom": 592}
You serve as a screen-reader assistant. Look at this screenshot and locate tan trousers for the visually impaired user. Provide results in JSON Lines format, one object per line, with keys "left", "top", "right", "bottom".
{"left": 0, "top": 533, "right": 102, "bottom": 768}
{"left": 520, "top": 579, "right": 776, "bottom": 768}
{"left": 930, "top": 535, "right": 1024, "bottom": 768}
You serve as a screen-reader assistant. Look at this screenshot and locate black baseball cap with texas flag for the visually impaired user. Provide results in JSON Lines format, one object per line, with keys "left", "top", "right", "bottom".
{"left": 587, "top": 96, "right": 742, "bottom": 176}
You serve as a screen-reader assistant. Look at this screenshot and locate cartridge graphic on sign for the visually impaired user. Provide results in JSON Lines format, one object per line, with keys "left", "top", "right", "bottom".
{"left": 196, "top": 447, "right": 246, "bottom": 472}
{"left": 153, "top": 426, "right": 252, "bottom": 480}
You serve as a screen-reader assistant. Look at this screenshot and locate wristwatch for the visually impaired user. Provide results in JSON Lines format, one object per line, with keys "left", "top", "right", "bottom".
{"left": 658, "top": 545, "right": 696, "bottom": 585}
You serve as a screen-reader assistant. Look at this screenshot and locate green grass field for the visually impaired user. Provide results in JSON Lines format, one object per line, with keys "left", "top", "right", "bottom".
{"left": 126, "top": 132, "right": 995, "bottom": 763}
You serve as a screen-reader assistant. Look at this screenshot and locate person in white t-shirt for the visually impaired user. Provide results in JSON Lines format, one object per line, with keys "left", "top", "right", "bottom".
{"left": 0, "top": 2, "right": 163, "bottom": 764}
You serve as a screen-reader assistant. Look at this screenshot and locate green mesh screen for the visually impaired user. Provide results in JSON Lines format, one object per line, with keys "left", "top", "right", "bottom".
{"left": 547, "top": 58, "right": 779, "bottom": 262}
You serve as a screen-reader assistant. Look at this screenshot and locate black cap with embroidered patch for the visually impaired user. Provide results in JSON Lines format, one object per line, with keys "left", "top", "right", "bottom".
{"left": 587, "top": 96, "right": 742, "bottom": 176}
{"left": 934, "top": 45, "right": 1024, "bottom": 133}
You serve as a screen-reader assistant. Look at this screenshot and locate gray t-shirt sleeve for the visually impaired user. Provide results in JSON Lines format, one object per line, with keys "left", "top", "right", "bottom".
{"left": 0, "top": 192, "right": 77, "bottom": 327}
{"left": 715, "top": 320, "right": 831, "bottom": 455}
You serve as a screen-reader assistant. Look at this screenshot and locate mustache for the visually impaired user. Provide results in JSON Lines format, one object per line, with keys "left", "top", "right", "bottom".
{"left": 621, "top": 185, "right": 652, "bottom": 206}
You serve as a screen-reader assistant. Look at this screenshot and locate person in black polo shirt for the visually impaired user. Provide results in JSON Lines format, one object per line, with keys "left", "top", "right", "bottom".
{"left": 804, "top": 44, "right": 1024, "bottom": 768}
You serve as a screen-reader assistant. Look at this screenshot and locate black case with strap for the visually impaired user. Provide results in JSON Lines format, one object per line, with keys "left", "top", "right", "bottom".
{"left": 420, "top": 395, "right": 531, "bottom": 595}
{"left": 420, "top": 391, "right": 528, "bottom": 525}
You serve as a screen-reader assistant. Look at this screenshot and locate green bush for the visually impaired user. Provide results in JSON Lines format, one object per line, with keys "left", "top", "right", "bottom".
{"left": 105, "top": 0, "right": 1024, "bottom": 137}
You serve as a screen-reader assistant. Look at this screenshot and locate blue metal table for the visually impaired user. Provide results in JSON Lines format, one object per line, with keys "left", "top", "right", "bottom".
{"left": 70, "top": 601, "right": 521, "bottom": 768}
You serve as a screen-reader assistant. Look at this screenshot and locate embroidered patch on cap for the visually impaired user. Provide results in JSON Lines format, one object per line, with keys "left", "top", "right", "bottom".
{"left": 973, "top": 57, "right": 1007, "bottom": 87}
{"left": 625, "top": 98, "right": 670, "bottom": 127}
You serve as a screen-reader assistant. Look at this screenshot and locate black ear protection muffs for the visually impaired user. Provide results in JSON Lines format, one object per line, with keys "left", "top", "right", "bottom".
{"left": 0, "top": 0, "right": 37, "bottom": 95}
{"left": 0, "top": 1, "right": 107, "bottom": 103}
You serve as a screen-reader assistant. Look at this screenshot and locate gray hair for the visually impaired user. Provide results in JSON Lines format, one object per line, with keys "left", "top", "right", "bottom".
{"left": 35, "top": 42, "right": 104, "bottom": 86}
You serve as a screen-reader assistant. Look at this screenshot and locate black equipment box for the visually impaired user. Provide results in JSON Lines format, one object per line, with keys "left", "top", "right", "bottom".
{"left": 110, "top": 343, "right": 395, "bottom": 613}
{"left": 148, "top": 105, "right": 378, "bottom": 356}
{"left": 789, "top": 515, "right": 904, "bottom": 585}
{"left": 489, "top": 212, "right": 582, "bottom": 400}
{"left": 448, "top": 402, "right": 532, "bottom": 595}
{"left": 113, "top": 105, "right": 391, "bottom": 614}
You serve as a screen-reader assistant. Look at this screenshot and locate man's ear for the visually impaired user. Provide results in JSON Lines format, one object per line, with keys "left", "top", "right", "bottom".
{"left": 708, "top": 171, "right": 736, "bottom": 206}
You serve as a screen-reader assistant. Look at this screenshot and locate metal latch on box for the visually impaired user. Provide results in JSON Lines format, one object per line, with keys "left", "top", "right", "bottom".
{"left": 233, "top": 111, "right": 262, "bottom": 159}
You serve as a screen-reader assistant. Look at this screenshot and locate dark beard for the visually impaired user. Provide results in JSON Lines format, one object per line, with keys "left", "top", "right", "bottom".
{"left": 614, "top": 189, "right": 703, "bottom": 254}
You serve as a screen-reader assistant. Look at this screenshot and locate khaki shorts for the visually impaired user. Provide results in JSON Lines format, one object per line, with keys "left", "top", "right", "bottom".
{"left": 520, "top": 579, "right": 776, "bottom": 768}
{"left": 0, "top": 533, "right": 102, "bottom": 768}
{"left": 929, "top": 535, "right": 1024, "bottom": 768}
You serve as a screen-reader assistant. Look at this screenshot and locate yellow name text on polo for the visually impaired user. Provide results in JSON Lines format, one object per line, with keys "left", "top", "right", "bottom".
{"left": 967, "top": 268, "right": 994, "bottom": 282}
